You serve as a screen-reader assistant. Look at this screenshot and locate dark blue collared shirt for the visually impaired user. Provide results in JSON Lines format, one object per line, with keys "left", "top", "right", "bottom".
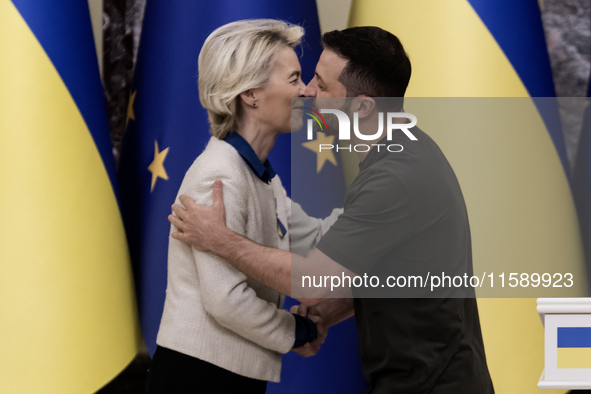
{"left": 224, "top": 132, "right": 276, "bottom": 183}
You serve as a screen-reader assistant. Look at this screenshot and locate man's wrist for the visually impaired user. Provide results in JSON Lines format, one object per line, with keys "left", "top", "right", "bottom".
{"left": 313, "top": 298, "right": 354, "bottom": 327}
{"left": 209, "top": 226, "right": 237, "bottom": 256}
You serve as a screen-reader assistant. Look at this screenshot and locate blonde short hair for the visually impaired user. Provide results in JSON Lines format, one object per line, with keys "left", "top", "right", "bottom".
{"left": 198, "top": 19, "right": 304, "bottom": 139}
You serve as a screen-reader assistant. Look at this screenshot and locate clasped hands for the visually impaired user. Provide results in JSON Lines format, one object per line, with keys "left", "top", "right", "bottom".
{"left": 289, "top": 303, "right": 328, "bottom": 358}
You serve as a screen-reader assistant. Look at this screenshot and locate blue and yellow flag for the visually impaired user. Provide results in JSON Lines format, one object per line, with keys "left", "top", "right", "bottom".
{"left": 348, "top": 1, "right": 586, "bottom": 393}
{"left": 118, "top": 1, "right": 366, "bottom": 392}
{"left": 573, "top": 76, "right": 591, "bottom": 293}
{"left": 0, "top": 1, "right": 140, "bottom": 393}
{"left": 557, "top": 327, "right": 591, "bottom": 369}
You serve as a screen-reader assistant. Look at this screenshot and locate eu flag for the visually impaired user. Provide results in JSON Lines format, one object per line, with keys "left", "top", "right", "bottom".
{"left": 118, "top": 1, "right": 366, "bottom": 392}
{"left": 0, "top": 1, "right": 140, "bottom": 393}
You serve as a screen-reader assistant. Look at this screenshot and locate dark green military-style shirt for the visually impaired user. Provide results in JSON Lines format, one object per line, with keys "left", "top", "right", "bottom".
{"left": 317, "top": 127, "right": 494, "bottom": 394}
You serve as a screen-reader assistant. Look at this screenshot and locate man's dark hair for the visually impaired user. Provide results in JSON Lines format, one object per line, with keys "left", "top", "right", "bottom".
{"left": 321, "top": 26, "right": 411, "bottom": 98}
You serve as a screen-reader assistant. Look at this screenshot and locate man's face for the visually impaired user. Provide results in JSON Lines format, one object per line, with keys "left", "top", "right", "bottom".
{"left": 305, "top": 49, "right": 348, "bottom": 98}
{"left": 304, "top": 49, "right": 350, "bottom": 134}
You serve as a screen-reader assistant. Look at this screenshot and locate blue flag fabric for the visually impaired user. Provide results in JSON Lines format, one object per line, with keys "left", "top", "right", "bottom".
{"left": 573, "top": 77, "right": 591, "bottom": 290}
{"left": 118, "top": 1, "right": 366, "bottom": 392}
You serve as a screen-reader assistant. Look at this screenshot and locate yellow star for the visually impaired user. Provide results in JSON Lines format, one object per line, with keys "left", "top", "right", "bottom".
{"left": 126, "top": 90, "right": 137, "bottom": 129}
{"left": 148, "top": 140, "right": 170, "bottom": 192}
{"left": 302, "top": 132, "right": 338, "bottom": 172}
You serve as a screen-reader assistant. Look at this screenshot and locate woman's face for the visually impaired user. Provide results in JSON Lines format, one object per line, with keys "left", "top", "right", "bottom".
{"left": 254, "top": 46, "right": 306, "bottom": 134}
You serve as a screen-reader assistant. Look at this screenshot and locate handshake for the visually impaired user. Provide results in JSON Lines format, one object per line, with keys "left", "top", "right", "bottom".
{"left": 289, "top": 298, "right": 354, "bottom": 358}
{"left": 289, "top": 303, "right": 328, "bottom": 358}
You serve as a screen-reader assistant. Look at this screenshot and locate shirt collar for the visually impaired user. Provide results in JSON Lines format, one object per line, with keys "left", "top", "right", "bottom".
{"left": 224, "top": 132, "right": 276, "bottom": 183}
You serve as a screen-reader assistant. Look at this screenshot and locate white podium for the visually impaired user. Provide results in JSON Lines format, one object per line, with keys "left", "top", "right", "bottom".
{"left": 537, "top": 298, "right": 591, "bottom": 389}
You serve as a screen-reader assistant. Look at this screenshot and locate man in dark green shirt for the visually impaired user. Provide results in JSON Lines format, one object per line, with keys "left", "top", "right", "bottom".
{"left": 169, "top": 26, "right": 494, "bottom": 393}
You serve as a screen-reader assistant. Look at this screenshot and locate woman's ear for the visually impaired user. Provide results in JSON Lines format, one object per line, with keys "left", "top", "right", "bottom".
{"left": 352, "top": 96, "right": 376, "bottom": 118}
{"left": 239, "top": 89, "right": 257, "bottom": 108}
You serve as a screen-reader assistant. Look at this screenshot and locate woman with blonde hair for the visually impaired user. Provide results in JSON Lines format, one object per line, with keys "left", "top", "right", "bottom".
{"left": 146, "top": 19, "right": 337, "bottom": 393}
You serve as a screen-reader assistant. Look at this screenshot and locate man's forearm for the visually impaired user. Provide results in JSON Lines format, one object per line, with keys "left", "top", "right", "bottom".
{"left": 211, "top": 226, "right": 293, "bottom": 297}
{"left": 209, "top": 229, "right": 354, "bottom": 303}
{"left": 169, "top": 187, "right": 352, "bottom": 301}
{"left": 208, "top": 228, "right": 328, "bottom": 305}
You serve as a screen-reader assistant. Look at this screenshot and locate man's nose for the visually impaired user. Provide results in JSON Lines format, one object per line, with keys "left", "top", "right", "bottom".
{"left": 304, "top": 80, "right": 317, "bottom": 97}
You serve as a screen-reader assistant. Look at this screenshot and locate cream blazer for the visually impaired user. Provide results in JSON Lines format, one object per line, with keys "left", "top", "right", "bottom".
{"left": 156, "top": 137, "right": 341, "bottom": 382}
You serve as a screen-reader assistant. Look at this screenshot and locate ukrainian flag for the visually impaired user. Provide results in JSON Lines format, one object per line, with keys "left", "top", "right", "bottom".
{"left": 557, "top": 327, "right": 591, "bottom": 369}
{"left": 0, "top": 1, "right": 140, "bottom": 393}
{"left": 348, "top": 1, "right": 587, "bottom": 393}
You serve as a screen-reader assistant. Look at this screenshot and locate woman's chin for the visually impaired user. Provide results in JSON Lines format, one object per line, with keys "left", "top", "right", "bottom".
{"left": 289, "top": 113, "right": 304, "bottom": 133}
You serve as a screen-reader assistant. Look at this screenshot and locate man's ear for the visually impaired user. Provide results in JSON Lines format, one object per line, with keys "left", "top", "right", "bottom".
{"left": 239, "top": 89, "right": 257, "bottom": 107}
{"left": 352, "top": 96, "right": 376, "bottom": 119}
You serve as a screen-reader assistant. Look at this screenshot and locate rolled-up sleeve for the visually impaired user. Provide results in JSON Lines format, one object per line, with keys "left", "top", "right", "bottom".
{"left": 289, "top": 198, "right": 342, "bottom": 257}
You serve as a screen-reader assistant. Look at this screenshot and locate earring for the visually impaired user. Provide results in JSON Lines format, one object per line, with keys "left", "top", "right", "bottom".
{"left": 253, "top": 102, "right": 257, "bottom": 108}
